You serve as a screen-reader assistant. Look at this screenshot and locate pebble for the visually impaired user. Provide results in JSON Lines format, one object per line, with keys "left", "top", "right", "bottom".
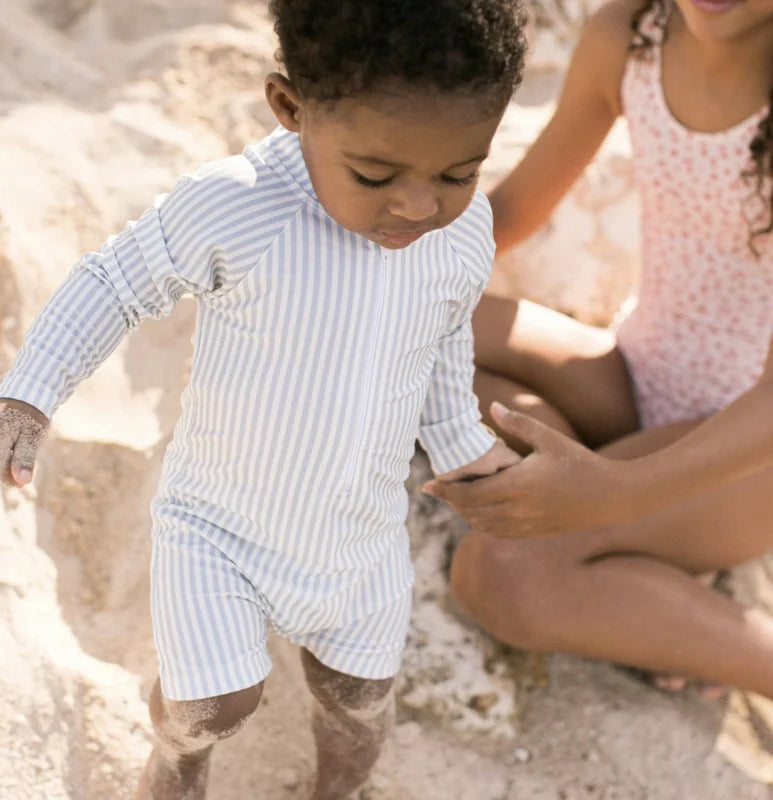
{"left": 395, "top": 721, "right": 421, "bottom": 745}
{"left": 467, "top": 691, "right": 499, "bottom": 714}
{"left": 513, "top": 746, "right": 532, "bottom": 763}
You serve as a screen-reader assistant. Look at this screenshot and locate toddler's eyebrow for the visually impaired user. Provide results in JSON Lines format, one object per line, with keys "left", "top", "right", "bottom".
{"left": 342, "top": 152, "right": 488, "bottom": 169}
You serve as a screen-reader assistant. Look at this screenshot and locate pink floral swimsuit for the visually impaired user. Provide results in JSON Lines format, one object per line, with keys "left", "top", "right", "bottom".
{"left": 615, "top": 21, "right": 772, "bottom": 428}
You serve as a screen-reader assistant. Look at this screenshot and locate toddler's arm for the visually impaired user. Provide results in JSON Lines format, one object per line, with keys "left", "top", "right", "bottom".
{"left": 0, "top": 158, "right": 263, "bottom": 420}
{"left": 418, "top": 194, "right": 499, "bottom": 475}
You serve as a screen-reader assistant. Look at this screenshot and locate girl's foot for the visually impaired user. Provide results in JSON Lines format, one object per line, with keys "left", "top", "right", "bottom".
{"left": 620, "top": 666, "right": 728, "bottom": 701}
{"left": 651, "top": 672, "right": 728, "bottom": 701}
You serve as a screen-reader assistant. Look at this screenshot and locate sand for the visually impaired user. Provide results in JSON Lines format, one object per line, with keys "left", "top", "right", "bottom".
{"left": 1, "top": 1, "right": 772, "bottom": 798}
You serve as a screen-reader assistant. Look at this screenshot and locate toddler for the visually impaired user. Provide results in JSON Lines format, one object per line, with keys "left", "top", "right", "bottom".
{"left": 0, "top": 0, "right": 527, "bottom": 797}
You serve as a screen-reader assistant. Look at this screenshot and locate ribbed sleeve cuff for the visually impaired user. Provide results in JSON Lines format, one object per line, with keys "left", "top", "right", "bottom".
{"left": 0, "top": 372, "right": 59, "bottom": 419}
{"left": 418, "top": 415, "right": 497, "bottom": 476}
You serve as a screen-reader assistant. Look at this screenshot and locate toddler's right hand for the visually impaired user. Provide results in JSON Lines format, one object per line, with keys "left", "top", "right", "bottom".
{"left": 0, "top": 399, "right": 49, "bottom": 487}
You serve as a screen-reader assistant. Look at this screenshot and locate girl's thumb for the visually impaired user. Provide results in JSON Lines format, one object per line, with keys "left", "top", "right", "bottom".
{"left": 490, "top": 401, "right": 556, "bottom": 451}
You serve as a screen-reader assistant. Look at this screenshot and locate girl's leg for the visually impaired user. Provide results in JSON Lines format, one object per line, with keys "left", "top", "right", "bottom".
{"left": 474, "top": 368, "right": 581, "bottom": 450}
{"left": 456, "top": 297, "right": 773, "bottom": 697}
{"left": 135, "top": 679, "right": 263, "bottom": 800}
{"left": 472, "top": 293, "right": 639, "bottom": 446}
{"left": 451, "top": 420, "right": 773, "bottom": 698}
{"left": 301, "top": 649, "right": 394, "bottom": 800}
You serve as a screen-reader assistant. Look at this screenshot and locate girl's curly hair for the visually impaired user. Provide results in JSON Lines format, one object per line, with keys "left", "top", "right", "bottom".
{"left": 268, "top": 0, "right": 527, "bottom": 113}
{"left": 631, "top": 0, "right": 772, "bottom": 254}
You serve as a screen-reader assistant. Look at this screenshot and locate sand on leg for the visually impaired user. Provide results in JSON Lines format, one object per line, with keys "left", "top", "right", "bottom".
{"left": 301, "top": 649, "right": 394, "bottom": 800}
{"left": 134, "top": 679, "right": 263, "bottom": 800}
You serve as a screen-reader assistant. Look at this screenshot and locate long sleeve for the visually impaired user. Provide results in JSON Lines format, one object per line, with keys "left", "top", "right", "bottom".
{"left": 0, "top": 154, "right": 279, "bottom": 417}
{"left": 417, "top": 192, "right": 497, "bottom": 475}
{"left": 0, "top": 267, "right": 133, "bottom": 418}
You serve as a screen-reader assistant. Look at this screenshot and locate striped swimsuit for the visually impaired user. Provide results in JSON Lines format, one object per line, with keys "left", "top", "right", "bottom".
{"left": 0, "top": 126, "right": 496, "bottom": 698}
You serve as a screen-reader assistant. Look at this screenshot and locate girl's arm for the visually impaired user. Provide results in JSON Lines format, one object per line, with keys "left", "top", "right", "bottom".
{"left": 618, "top": 343, "right": 773, "bottom": 520}
{"left": 490, "top": 0, "right": 635, "bottom": 252}
{"left": 424, "top": 339, "right": 773, "bottom": 538}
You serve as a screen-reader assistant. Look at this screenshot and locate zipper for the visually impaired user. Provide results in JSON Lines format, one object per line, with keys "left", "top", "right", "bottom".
{"left": 342, "top": 249, "right": 387, "bottom": 495}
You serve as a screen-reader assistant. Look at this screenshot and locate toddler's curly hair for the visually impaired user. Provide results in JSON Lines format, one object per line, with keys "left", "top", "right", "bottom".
{"left": 268, "top": 0, "right": 527, "bottom": 113}
{"left": 631, "top": 0, "right": 772, "bottom": 254}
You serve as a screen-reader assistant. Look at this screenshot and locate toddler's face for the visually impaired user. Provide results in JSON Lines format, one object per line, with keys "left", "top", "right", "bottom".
{"left": 267, "top": 78, "right": 504, "bottom": 248}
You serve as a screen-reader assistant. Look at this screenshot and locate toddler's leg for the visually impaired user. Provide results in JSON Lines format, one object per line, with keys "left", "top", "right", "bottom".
{"left": 135, "top": 678, "right": 263, "bottom": 800}
{"left": 301, "top": 649, "right": 394, "bottom": 800}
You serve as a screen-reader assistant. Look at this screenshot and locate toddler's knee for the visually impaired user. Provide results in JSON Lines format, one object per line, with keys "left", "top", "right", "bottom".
{"left": 301, "top": 650, "right": 393, "bottom": 716}
{"left": 150, "top": 680, "right": 264, "bottom": 749}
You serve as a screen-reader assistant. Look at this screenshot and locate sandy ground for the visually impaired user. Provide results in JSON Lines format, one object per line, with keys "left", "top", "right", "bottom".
{"left": 1, "top": 1, "right": 772, "bottom": 798}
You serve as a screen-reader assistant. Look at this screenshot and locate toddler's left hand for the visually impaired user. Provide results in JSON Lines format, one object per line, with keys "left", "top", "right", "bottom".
{"left": 436, "top": 437, "right": 520, "bottom": 483}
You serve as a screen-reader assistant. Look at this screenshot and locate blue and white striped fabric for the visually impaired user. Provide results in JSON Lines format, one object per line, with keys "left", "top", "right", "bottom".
{"left": 0, "top": 126, "right": 496, "bottom": 697}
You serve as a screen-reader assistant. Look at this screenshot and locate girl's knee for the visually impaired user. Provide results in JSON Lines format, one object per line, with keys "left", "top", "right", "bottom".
{"left": 451, "top": 533, "right": 503, "bottom": 619}
{"left": 150, "top": 680, "right": 264, "bottom": 747}
{"left": 450, "top": 532, "right": 570, "bottom": 649}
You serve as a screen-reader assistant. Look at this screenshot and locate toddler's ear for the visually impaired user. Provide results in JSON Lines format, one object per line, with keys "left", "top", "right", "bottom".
{"left": 265, "top": 73, "right": 303, "bottom": 131}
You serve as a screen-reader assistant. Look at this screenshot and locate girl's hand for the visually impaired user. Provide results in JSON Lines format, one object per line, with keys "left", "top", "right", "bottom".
{"left": 423, "top": 402, "right": 637, "bottom": 537}
{"left": 0, "top": 399, "right": 49, "bottom": 487}
{"left": 436, "top": 436, "right": 520, "bottom": 483}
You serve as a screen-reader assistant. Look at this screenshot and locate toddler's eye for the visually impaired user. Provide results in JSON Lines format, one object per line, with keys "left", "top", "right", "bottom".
{"left": 442, "top": 171, "right": 480, "bottom": 187}
{"left": 351, "top": 170, "right": 394, "bottom": 188}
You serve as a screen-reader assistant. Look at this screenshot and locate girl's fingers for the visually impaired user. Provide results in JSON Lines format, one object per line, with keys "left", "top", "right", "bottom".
{"left": 423, "top": 465, "right": 519, "bottom": 505}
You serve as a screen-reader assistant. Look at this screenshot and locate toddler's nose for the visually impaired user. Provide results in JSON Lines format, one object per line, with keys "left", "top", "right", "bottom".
{"left": 388, "top": 183, "right": 439, "bottom": 222}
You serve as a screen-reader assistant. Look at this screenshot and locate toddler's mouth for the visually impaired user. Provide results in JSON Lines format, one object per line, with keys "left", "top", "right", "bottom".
{"left": 380, "top": 228, "right": 430, "bottom": 246}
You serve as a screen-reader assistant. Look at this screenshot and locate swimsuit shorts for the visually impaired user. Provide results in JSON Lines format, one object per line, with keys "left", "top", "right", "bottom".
{"left": 150, "top": 503, "right": 414, "bottom": 700}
